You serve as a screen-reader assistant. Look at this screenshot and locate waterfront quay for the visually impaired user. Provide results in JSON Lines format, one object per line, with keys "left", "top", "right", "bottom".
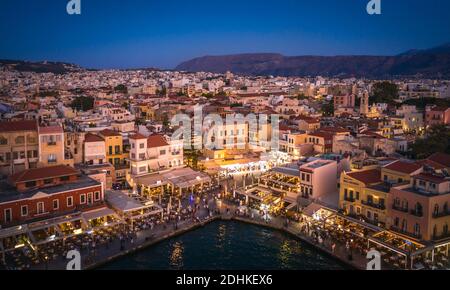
{"left": 2, "top": 195, "right": 394, "bottom": 271}
{"left": 2, "top": 173, "right": 449, "bottom": 271}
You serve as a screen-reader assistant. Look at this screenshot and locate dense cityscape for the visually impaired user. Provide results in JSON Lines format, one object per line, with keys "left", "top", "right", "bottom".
{"left": 0, "top": 65, "right": 449, "bottom": 271}
{"left": 1, "top": 0, "right": 450, "bottom": 277}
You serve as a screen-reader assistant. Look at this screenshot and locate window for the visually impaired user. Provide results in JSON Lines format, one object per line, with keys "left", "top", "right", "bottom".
{"left": 53, "top": 199, "right": 59, "bottom": 210}
{"left": 25, "top": 180, "right": 37, "bottom": 188}
{"left": 0, "top": 136, "right": 7, "bottom": 145}
{"left": 67, "top": 196, "right": 74, "bottom": 207}
{"left": 139, "top": 166, "right": 147, "bottom": 173}
{"left": 21, "top": 205, "right": 28, "bottom": 217}
{"left": 4, "top": 209, "right": 12, "bottom": 223}
{"left": 160, "top": 150, "right": 166, "bottom": 155}
{"left": 80, "top": 194, "right": 86, "bottom": 204}
{"left": 414, "top": 223, "right": 421, "bottom": 237}
{"left": 139, "top": 153, "right": 145, "bottom": 160}
{"left": 109, "top": 146, "right": 113, "bottom": 155}
{"left": 37, "top": 202, "right": 45, "bottom": 215}
{"left": 15, "top": 136, "right": 25, "bottom": 144}
{"left": 60, "top": 176, "right": 70, "bottom": 182}
{"left": 115, "top": 145, "right": 120, "bottom": 154}
{"left": 94, "top": 191, "right": 101, "bottom": 201}
{"left": 48, "top": 154, "right": 57, "bottom": 163}
{"left": 434, "top": 204, "right": 439, "bottom": 216}
{"left": 139, "top": 143, "right": 145, "bottom": 149}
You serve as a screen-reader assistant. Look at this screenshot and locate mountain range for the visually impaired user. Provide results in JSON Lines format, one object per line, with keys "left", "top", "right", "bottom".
{"left": 0, "top": 60, "right": 83, "bottom": 74}
{"left": 176, "top": 43, "right": 450, "bottom": 78}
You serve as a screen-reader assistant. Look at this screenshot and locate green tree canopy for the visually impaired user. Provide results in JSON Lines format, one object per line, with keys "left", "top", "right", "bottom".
{"left": 321, "top": 100, "right": 334, "bottom": 117}
{"left": 410, "top": 125, "right": 450, "bottom": 159}
{"left": 114, "top": 84, "right": 128, "bottom": 94}
{"left": 372, "top": 81, "right": 399, "bottom": 104}
{"left": 70, "top": 96, "right": 94, "bottom": 112}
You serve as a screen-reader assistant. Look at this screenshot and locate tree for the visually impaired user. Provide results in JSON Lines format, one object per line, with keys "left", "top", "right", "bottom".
{"left": 372, "top": 81, "right": 399, "bottom": 104}
{"left": 321, "top": 100, "right": 334, "bottom": 117}
{"left": 70, "top": 96, "right": 94, "bottom": 112}
{"left": 296, "top": 94, "right": 308, "bottom": 100}
{"left": 403, "top": 97, "right": 450, "bottom": 110}
{"left": 410, "top": 125, "right": 450, "bottom": 159}
{"left": 114, "top": 84, "right": 128, "bottom": 94}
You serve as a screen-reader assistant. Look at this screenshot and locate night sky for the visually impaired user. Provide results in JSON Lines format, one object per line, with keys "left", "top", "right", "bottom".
{"left": 1, "top": 0, "right": 449, "bottom": 69}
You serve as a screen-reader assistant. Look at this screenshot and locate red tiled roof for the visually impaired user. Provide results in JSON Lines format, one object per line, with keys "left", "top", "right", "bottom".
{"left": 129, "top": 133, "right": 147, "bottom": 140}
{"left": 84, "top": 133, "right": 104, "bottom": 143}
{"left": 383, "top": 160, "right": 422, "bottom": 174}
{"left": 8, "top": 165, "right": 79, "bottom": 185}
{"left": 347, "top": 169, "right": 381, "bottom": 185}
{"left": 414, "top": 173, "right": 448, "bottom": 184}
{"left": 320, "top": 127, "right": 350, "bottom": 134}
{"left": 309, "top": 131, "right": 333, "bottom": 140}
{"left": 99, "top": 129, "right": 121, "bottom": 137}
{"left": 427, "top": 152, "right": 450, "bottom": 168}
{"left": 296, "top": 116, "right": 320, "bottom": 124}
{"left": 0, "top": 120, "right": 37, "bottom": 132}
{"left": 38, "top": 126, "right": 63, "bottom": 134}
{"left": 147, "top": 135, "right": 169, "bottom": 148}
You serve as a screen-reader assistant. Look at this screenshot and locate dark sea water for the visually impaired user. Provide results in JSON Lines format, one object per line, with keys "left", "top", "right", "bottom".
{"left": 100, "top": 221, "right": 348, "bottom": 270}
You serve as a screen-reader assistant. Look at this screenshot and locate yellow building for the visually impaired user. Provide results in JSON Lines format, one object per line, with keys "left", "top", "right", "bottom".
{"left": 38, "top": 126, "right": 71, "bottom": 168}
{"left": 99, "top": 129, "right": 128, "bottom": 184}
{"left": 339, "top": 169, "right": 385, "bottom": 226}
{"left": 381, "top": 160, "right": 422, "bottom": 184}
{"left": 340, "top": 160, "right": 424, "bottom": 228}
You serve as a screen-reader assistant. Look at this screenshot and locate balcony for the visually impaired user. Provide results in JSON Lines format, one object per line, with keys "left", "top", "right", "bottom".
{"left": 432, "top": 211, "right": 450, "bottom": 219}
{"left": 392, "top": 204, "right": 408, "bottom": 213}
{"left": 362, "top": 200, "right": 386, "bottom": 210}
{"left": 410, "top": 209, "right": 423, "bottom": 217}
{"left": 343, "top": 196, "right": 355, "bottom": 202}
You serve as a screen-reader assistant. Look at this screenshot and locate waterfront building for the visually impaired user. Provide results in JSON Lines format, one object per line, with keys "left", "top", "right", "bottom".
{"left": 0, "top": 120, "right": 39, "bottom": 176}
{"left": 129, "top": 133, "right": 184, "bottom": 177}
{"left": 0, "top": 165, "right": 104, "bottom": 227}
{"left": 38, "top": 125, "right": 70, "bottom": 168}
{"left": 388, "top": 173, "right": 450, "bottom": 241}
{"left": 340, "top": 160, "right": 425, "bottom": 227}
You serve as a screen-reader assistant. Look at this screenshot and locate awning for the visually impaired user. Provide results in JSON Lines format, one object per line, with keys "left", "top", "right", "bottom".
{"left": 82, "top": 207, "right": 117, "bottom": 221}
{"left": 302, "top": 203, "right": 325, "bottom": 217}
{"left": 106, "top": 190, "right": 150, "bottom": 213}
{"left": 0, "top": 225, "right": 28, "bottom": 240}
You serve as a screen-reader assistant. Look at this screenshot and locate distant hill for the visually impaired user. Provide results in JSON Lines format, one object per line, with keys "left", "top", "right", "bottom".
{"left": 0, "top": 60, "right": 83, "bottom": 74}
{"left": 176, "top": 43, "right": 450, "bottom": 78}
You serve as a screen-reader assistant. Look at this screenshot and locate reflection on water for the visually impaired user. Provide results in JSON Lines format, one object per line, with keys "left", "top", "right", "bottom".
{"left": 216, "top": 224, "right": 227, "bottom": 250}
{"left": 169, "top": 241, "right": 184, "bottom": 269}
{"left": 100, "top": 221, "right": 348, "bottom": 270}
{"left": 278, "top": 240, "right": 293, "bottom": 269}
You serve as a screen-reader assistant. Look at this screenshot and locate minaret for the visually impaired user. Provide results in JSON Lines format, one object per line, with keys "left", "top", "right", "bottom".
{"left": 360, "top": 90, "right": 369, "bottom": 116}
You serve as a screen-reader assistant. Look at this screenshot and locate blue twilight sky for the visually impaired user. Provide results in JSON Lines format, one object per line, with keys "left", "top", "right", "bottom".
{"left": 0, "top": 0, "right": 449, "bottom": 69}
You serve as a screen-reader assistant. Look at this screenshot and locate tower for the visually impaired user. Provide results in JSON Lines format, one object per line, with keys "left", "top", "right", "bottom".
{"left": 360, "top": 90, "right": 369, "bottom": 116}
